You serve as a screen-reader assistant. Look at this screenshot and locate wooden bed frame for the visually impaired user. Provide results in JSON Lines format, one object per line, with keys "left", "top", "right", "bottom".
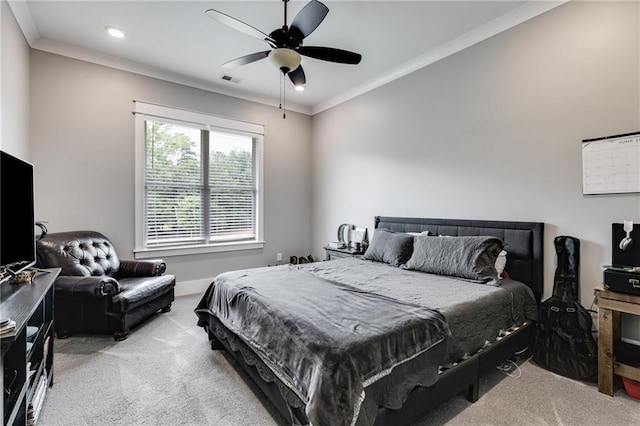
{"left": 200, "top": 216, "right": 544, "bottom": 425}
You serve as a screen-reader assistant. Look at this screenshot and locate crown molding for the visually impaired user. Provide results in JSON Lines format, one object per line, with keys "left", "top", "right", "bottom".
{"left": 311, "top": 0, "right": 568, "bottom": 115}
{"left": 7, "top": 0, "right": 39, "bottom": 44}
{"left": 7, "top": 0, "right": 311, "bottom": 115}
{"left": 8, "top": 0, "right": 567, "bottom": 117}
{"left": 29, "top": 38, "right": 311, "bottom": 115}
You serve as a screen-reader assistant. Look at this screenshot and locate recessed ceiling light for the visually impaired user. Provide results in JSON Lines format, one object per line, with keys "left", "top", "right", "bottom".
{"left": 294, "top": 85, "right": 305, "bottom": 92}
{"left": 105, "top": 26, "right": 125, "bottom": 39}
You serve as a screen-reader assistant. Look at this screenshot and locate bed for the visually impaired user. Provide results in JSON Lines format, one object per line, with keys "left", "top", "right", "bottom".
{"left": 195, "top": 216, "right": 544, "bottom": 426}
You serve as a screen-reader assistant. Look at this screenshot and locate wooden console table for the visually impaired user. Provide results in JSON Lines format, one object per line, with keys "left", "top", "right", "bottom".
{"left": 594, "top": 287, "right": 640, "bottom": 396}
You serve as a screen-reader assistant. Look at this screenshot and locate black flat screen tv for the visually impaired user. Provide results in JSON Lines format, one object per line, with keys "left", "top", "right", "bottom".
{"left": 1, "top": 150, "right": 36, "bottom": 283}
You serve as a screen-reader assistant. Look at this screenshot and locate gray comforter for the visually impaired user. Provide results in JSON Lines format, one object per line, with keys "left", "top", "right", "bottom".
{"left": 196, "top": 258, "right": 538, "bottom": 426}
{"left": 196, "top": 263, "right": 450, "bottom": 426}
{"left": 310, "top": 258, "right": 538, "bottom": 365}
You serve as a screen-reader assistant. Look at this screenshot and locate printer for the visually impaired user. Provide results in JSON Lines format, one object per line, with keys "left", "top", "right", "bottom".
{"left": 604, "top": 222, "right": 640, "bottom": 296}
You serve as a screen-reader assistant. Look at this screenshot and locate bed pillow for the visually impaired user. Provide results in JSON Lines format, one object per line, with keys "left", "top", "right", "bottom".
{"left": 363, "top": 229, "right": 415, "bottom": 266}
{"left": 405, "top": 235, "right": 505, "bottom": 283}
{"left": 439, "top": 235, "right": 507, "bottom": 278}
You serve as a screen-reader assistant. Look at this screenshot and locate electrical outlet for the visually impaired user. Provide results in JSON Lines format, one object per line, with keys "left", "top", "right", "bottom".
{"left": 276, "top": 252, "right": 283, "bottom": 262}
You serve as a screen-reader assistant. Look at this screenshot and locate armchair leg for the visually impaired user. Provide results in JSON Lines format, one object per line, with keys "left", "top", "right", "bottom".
{"left": 114, "top": 330, "right": 129, "bottom": 341}
{"left": 56, "top": 330, "right": 71, "bottom": 339}
{"left": 160, "top": 304, "right": 172, "bottom": 313}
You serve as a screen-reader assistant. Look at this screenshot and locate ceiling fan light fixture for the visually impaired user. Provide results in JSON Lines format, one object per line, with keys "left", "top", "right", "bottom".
{"left": 205, "top": 0, "right": 361, "bottom": 115}
{"left": 268, "top": 48, "right": 301, "bottom": 73}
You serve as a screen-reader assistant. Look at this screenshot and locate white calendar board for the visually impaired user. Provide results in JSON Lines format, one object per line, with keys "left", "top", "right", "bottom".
{"left": 582, "top": 132, "right": 640, "bottom": 195}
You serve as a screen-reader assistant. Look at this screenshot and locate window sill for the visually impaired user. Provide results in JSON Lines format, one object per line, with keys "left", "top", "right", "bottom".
{"left": 134, "top": 240, "right": 265, "bottom": 259}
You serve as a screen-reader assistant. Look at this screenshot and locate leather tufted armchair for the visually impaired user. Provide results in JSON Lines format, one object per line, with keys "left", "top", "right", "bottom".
{"left": 36, "top": 230, "right": 175, "bottom": 341}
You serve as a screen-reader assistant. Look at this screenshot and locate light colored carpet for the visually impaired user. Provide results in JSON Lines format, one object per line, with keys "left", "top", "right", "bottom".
{"left": 38, "top": 294, "right": 640, "bottom": 426}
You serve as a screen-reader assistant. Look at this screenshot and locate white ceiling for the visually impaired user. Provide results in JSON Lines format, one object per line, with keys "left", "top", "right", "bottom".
{"left": 9, "top": 1, "right": 565, "bottom": 115}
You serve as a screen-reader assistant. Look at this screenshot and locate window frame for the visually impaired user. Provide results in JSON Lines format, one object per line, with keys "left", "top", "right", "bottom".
{"left": 133, "top": 101, "right": 264, "bottom": 259}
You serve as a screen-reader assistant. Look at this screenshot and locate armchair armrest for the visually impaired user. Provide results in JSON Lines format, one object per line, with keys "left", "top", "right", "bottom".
{"left": 118, "top": 259, "right": 166, "bottom": 277}
{"left": 55, "top": 276, "right": 120, "bottom": 298}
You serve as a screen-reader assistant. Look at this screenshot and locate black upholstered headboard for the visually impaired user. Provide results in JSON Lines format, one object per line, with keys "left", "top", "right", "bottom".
{"left": 375, "top": 216, "right": 544, "bottom": 303}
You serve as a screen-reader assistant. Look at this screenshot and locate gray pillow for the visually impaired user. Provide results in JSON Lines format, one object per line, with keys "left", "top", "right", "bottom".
{"left": 405, "top": 235, "right": 505, "bottom": 283}
{"left": 363, "top": 229, "right": 414, "bottom": 266}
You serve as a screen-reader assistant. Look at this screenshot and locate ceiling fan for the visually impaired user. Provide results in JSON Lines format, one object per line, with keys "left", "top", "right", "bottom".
{"left": 205, "top": 0, "right": 362, "bottom": 89}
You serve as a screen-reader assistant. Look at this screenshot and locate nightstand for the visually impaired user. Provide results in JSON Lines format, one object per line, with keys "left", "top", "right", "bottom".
{"left": 594, "top": 287, "right": 640, "bottom": 396}
{"left": 323, "top": 246, "right": 365, "bottom": 261}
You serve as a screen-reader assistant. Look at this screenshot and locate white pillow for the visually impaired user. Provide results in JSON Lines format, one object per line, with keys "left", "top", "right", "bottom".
{"left": 406, "top": 231, "right": 431, "bottom": 236}
{"left": 495, "top": 250, "right": 507, "bottom": 278}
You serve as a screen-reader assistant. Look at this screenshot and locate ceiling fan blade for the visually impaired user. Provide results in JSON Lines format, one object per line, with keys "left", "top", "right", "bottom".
{"left": 288, "top": 66, "right": 306, "bottom": 86}
{"left": 289, "top": 0, "right": 329, "bottom": 40}
{"left": 205, "top": 9, "right": 275, "bottom": 44}
{"left": 223, "top": 51, "right": 270, "bottom": 68}
{"left": 297, "top": 46, "right": 362, "bottom": 65}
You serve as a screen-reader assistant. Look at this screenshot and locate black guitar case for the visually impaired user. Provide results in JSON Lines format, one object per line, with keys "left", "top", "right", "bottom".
{"left": 531, "top": 236, "right": 598, "bottom": 380}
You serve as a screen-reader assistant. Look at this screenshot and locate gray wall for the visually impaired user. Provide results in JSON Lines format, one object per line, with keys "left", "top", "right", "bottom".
{"left": 311, "top": 1, "right": 640, "bottom": 336}
{"left": 1, "top": 1, "right": 30, "bottom": 159}
{"left": 10, "top": 1, "right": 640, "bottom": 338}
{"left": 30, "top": 51, "right": 312, "bottom": 294}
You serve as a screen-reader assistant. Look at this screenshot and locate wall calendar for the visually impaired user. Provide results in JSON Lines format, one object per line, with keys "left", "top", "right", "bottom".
{"left": 582, "top": 131, "right": 640, "bottom": 195}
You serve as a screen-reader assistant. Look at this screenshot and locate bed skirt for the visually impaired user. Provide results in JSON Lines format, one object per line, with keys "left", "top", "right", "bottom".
{"left": 198, "top": 311, "right": 534, "bottom": 426}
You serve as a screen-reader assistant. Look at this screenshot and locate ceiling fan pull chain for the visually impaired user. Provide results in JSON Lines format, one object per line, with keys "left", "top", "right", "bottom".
{"left": 277, "top": 72, "right": 286, "bottom": 119}
{"left": 279, "top": 72, "right": 283, "bottom": 110}
{"left": 283, "top": 74, "right": 287, "bottom": 119}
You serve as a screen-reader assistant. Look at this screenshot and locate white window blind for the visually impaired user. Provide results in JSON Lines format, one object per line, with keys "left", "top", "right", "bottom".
{"left": 134, "top": 101, "right": 264, "bottom": 257}
{"left": 208, "top": 131, "right": 256, "bottom": 242}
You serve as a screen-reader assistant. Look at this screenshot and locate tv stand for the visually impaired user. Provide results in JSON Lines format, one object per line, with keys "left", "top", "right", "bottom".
{"left": 1, "top": 268, "right": 59, "bottom": 425}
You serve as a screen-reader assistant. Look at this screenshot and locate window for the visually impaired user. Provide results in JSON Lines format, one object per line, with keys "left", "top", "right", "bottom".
{"left": 134, "top": 102, "right": 264, "bottom": 258}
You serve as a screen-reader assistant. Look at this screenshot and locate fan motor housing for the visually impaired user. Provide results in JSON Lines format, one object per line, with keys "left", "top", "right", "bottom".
{"left": 269, "top": 28, "right": 303, "bottom": 49}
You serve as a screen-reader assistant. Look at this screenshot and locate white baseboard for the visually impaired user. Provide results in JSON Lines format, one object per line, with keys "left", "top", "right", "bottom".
{"left": 621, "top": 337, "right": 640, "bottom": 347}
{"left": 174, "top": 278, "right": 212, "bottom": 297}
